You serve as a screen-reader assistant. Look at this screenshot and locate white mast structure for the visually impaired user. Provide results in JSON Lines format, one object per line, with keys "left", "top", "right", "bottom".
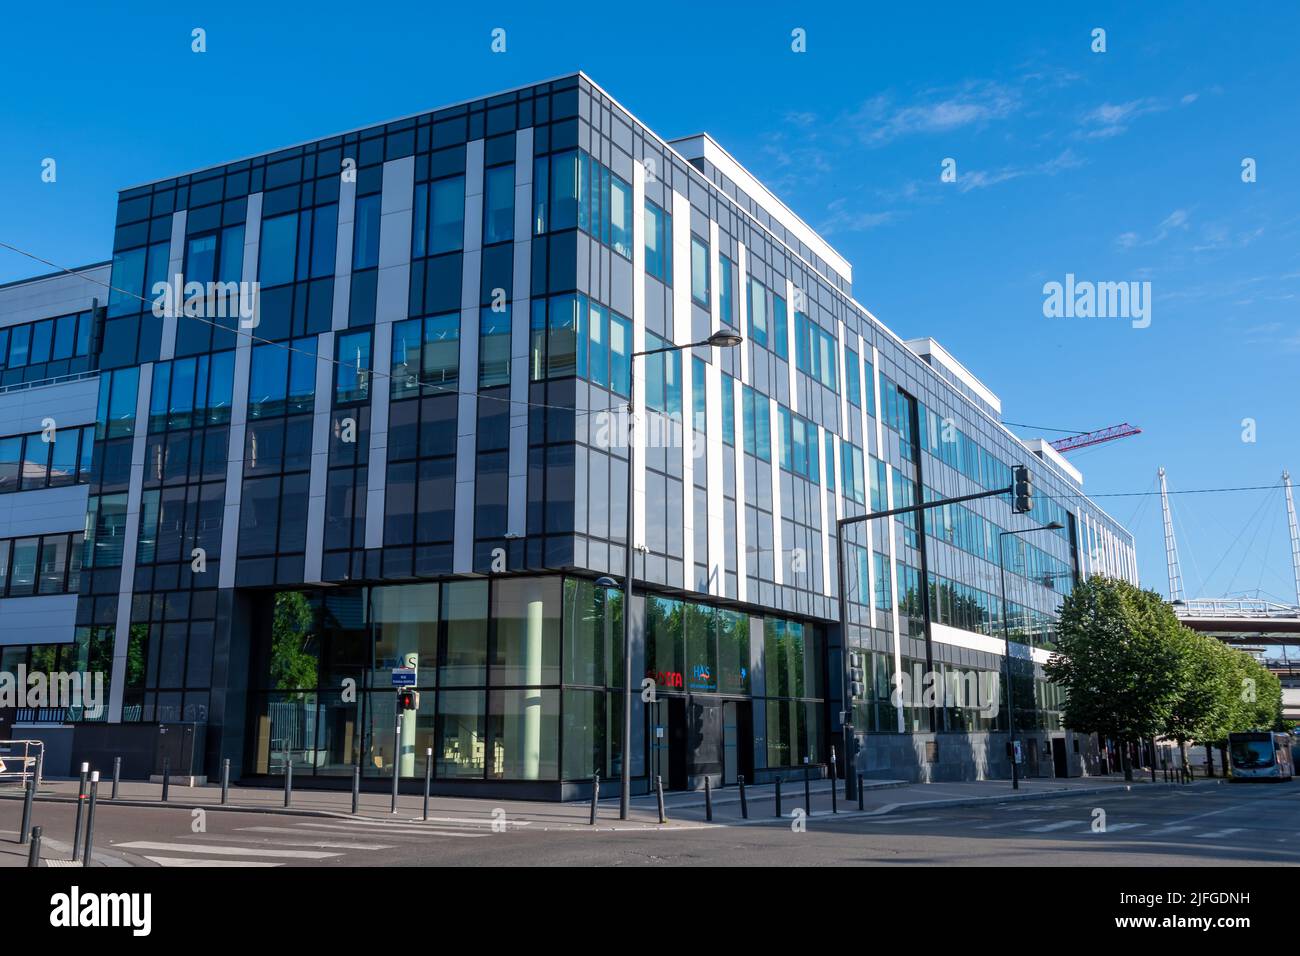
{"left": 1158, "top": 467, "right": 1185, "bottom": 603}
{"left": 1283, "top": 469, "right": 1300, "bottom": 607}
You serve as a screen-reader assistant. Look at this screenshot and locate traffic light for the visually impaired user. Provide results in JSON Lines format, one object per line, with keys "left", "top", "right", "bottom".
{"left": 848, "top": 652, "right": 865, "bottom": 700}
{"left": 397, "top": 688, "right": 420, "bottom": 711}
{"left": 1012, "top": 464, "right": 1032, "bottom": 514}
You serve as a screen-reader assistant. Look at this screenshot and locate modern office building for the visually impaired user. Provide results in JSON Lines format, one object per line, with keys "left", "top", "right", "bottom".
{"left": 0, "top": 72, "right": 1137, "bottom": 795}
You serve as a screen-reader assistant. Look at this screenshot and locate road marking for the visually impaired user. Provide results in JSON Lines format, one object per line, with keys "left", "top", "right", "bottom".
{"left": 290, "top": 822, "right": 488, "bottom": 838}
{"left": 116, "top": 841, "right": 340, "bottom": 859}
{"left": 861, "top": 816, "right": 938, "bottom": 825}
{"left": 144, "top": 856, "right": 281, "bottom": 868}
{"left": 1150, "top": 825, "right": 1195, "bottom": 835}
{"left": 1026, "top": 820, "right": 1078, "bottom": 832}
{"left": 976, "top": 819, "right": 1043, "bottom": 830}
{"left": 225, "top": 829, "right": 396, "bottom": 849}
{"left": 313, "top": 816, "right": 509, "bottom": 829}
{"left": 1198, "top": 827, "right": 1243, "bottom": 839}
{"left": 1098, "top": 823, "right": 1144, "bottom": 833}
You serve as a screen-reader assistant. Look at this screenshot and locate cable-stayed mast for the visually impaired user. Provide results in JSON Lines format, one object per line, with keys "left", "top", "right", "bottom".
{"left": 1284, "top": 469, "right": 1300, "bottom": 607}
{"left": 1159, "top": 467, "right": 1185, "bottom": 602}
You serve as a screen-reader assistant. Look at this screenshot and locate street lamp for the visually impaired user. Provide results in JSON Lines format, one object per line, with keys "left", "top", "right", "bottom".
{"left": 618, "top": 329, "right": 742, "bottom": 820}
{"left": 998, "top": 520, "right": 1063, "bottom": 790}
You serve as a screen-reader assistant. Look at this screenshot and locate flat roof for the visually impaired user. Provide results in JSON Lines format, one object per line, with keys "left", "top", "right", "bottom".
{"left": 670, "top": 133, "right": 853, "bottom": 286}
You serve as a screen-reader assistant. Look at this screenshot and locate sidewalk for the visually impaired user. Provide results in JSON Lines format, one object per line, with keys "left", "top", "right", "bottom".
{"left": 0, "top": 829, "right": 126, "bottom": 868}
{"left": 1, "top": 769, "right": 1216, "bottom": 832}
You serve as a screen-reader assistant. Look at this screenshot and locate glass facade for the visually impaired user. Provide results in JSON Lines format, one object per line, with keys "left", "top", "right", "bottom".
{"left": 0, "top": 72, "right": 1135, "bottom": 793}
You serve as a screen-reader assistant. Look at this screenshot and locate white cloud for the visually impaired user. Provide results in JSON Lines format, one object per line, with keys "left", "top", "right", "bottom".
{"left": 848, "top": 81, "right": 1021, "bottom": 146}
{"left": 1077, "top": 98, "right": 1166, "bottom": 139}
{"left": 956, "top": 148, "right": 1084, "bottom": 193}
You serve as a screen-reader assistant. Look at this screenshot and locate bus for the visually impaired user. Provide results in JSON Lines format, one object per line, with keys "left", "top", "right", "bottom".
{"left": 1227, "top": 731, "right": 1294, "bottom": 781}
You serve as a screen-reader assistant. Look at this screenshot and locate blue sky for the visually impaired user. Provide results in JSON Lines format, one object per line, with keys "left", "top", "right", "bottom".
{"left": 2, "top": 2, "right": 1297, "bottom": 602}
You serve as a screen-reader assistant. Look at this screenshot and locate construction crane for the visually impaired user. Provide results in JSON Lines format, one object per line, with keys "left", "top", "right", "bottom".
{"left": 1049, "top": 422, "right": 1142, "bottom": 454}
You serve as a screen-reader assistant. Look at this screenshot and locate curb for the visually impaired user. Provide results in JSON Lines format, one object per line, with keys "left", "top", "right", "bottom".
{"left": 0, "top": 791, "right": 664, "bottom": 827}
{"left": 3, "top": 778, "right": 1225, "bottom": 826}
{"left": 640, "top": 779, "right": 910, "bottom": 814}
{"left": 691, "top": 778, "right": 1228, "bottom": 826}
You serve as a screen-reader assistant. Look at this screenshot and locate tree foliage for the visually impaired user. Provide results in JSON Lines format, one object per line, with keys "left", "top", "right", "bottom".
{"left": 1045, "top": 577, "right": 1183, "bottom": 743}
{"left": 270, "top": 591, "right": 319, "bottom": 694}
{"left": 1046, "top": 576, "right": 1287, "bottom": 763}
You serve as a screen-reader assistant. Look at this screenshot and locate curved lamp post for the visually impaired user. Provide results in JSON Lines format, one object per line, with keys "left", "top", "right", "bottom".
{"left": 998, "top": 520, "right": 1064, "bottom": 789}
{"left": 616, "top": 329, "right": 742, "bottom": 819}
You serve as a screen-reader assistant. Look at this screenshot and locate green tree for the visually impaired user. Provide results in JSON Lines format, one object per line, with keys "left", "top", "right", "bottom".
{"left": 1225, "top": 652, "right": 1282, "bottom": 732}
{"left": 1163, "top": 627, "right": 1236, "bottom": 770}
{"left": 270, "top": 591, "right": 319, "bottom": 694}
{"left": 1045, "top": 576, "right": 1183, "bottom": 780}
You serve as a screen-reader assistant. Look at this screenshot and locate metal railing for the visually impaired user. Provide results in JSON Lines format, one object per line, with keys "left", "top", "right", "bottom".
{"left": 1177, "top": 598, "right": 1300, "bottom": 619}
{"left": 0, "top": 368, "right": 99, "bottom": 396}
{"left": 0, "top": 740, "right": 44, "bottom": 786}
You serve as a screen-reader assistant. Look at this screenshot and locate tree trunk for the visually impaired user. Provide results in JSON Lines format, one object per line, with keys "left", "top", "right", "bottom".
{"left": 1178, "top": 739, "right": 1189, "bottom": 780}
{"left": 1205, "top": 743, "right": 1214, "bottom": 778}
{"left": 1120, "top": 739, "right": 1132, "bottom": 782}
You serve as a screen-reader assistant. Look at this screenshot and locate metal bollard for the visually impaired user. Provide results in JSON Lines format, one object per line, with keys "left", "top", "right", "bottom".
{"left": 351, "top": 763, "right": 361, "bottom": 814}
{"left": 857, "top": 773, "right": 865, "bottom": 811}
{"left": 830, "top": 761, "right": 838, "bottom": 814}
{"left": 284, "top": 750, "right": 293, "bottom": 808}
{"left": 20, "top": 776, "right": 35, "bottom": 844}
{"left": 804, "top": 766, "right": 812, "bottom": 814}
{"left": 161, "top": 759, "right": 170, "bottom": 802}
{"left": 775, "top": 777, "right": 782, "bottom": 817}
{"left": 390, "top": 716, "right": 401, "bottom": 815}
{"left": 111, "top": 756, "right": 121, "bottom": 800}
{"left": 83, "top": 772, "right": 100, "bottom": 866}
{"left": 221, "top": 758, "right": 230, "bottom": 805}
{"left": 72, "top": 762, "right": 89, "bottom": 862}
{"left": 655, "top": 775, "right": 666, "bottom": 824}
{"left": 738, "top": 774, "right": 748, "bottom": 819}
{"left": 589, "top": 772, "right": 600, "bottom": 825}
{"left": 35, "top": 750, "right": 43, "bottom": 786}
{"left": 422, "top": 748, "right": 433, "bottom": 821}
{"left": 27, "top": 826, "right": 42, "bottom": 868}
{"left": 704, "top": 776, "right": 713, "bottom": 822}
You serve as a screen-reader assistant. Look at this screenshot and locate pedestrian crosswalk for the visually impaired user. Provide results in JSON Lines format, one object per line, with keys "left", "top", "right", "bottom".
{"left": 113, "top": 815, "right": 494, "bottom": 867}
{"left": 878, "top": 812, "right": 1265, "bottom": 840}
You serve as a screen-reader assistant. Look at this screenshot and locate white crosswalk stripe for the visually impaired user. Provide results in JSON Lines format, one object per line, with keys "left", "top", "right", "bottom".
{"left": 143, "top": 856, "right": 281, "bottom": 868}
{"left": 976, "top": 819, "right": 1044, "bottom": 830}
{"left": 290, "top": 821, "right": 488, "bottom": 838}
{"left": 1098, "top": 823, "right": 1144, "bottom": 833}
{"left": 117, "top": 841, "right": 341, "bottom": 860}
{"left": 118, "top": 815, "right": 500, "bottom": 867}
{"left": 1150, "top": 825, "right": 1195, "bottom": 835}
{"left": 1026, "top": 820, "right": 1078, "bottom": 832}
{"left": 863, "top": 816, "right": 938, "bottom": 826}
{"left": 1198, "top": 827, "right": 1243, "bottom": 839}
{"left": 223, "top": 830, "right": 398, "bottom": 850}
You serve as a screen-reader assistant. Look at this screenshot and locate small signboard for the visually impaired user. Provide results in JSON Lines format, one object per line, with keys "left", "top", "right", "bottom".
{"left": 391, "top": 668, "right": 417, "bottom": 687}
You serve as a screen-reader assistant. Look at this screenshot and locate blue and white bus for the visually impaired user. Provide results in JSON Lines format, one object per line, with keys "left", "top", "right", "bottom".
{"left": 1228, "top": 731, "right": 1294, "bottom": 781}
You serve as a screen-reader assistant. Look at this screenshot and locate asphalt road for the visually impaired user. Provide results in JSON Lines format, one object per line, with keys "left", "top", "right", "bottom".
{"left": 4, "top": 780, "right": 1298, "bottom": 866}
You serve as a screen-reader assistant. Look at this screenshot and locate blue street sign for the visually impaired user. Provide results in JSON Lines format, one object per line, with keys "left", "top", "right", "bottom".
{"left": 391, "top": 669, "right": 417, "bottom": 687}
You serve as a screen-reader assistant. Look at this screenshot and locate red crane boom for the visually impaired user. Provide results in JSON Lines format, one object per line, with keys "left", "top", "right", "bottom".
{"left": 1050, "top": 423, "right": 1142, "bottom": 453}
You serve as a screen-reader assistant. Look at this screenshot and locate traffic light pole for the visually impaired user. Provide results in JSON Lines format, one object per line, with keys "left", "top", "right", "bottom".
{"left": 835, "top": 475, "right": 1024, "bottom": 799}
